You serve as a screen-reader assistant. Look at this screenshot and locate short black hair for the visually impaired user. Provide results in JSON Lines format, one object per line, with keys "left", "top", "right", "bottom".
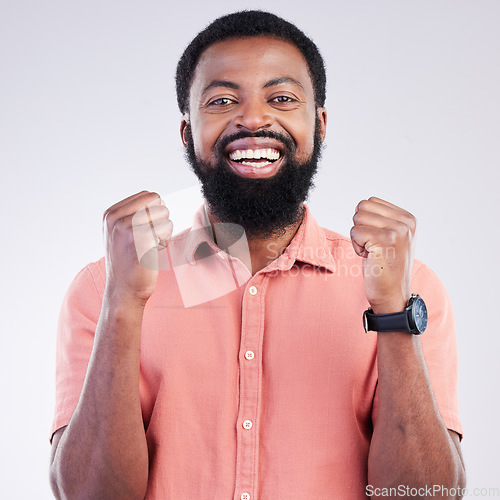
{"left": 175, "top": 10, "right": 326, "bottom": 114}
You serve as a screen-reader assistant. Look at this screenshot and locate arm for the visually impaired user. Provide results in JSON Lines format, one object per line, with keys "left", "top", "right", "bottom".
{"left": 369, "top": 330, "right": 465, "bottom": 496}
{"left": 351, "top": 197, "right": 466, "bottom": 498}
{"left": 50, "top": 191, "right": 173, "bottom": 499}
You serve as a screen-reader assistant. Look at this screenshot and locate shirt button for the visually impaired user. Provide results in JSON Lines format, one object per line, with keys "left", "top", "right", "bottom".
{"left": 245, "top": 350, "right": 255, "bottom": 360}
{"left": 241, "top": 493, "right": 251, "bottom": 500}
{"left": 242, "top": 419, "right": 253, "bottom": 430}
{"left": 249, "top": 286, "right": 257, "bottom": 295}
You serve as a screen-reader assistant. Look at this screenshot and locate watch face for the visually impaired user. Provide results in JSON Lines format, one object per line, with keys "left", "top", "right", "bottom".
{"left": 412, "top": 296, "right": 428, "bottom": 334}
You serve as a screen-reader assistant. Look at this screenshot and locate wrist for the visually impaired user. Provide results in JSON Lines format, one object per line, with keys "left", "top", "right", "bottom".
{"left": 103, "top": 288, "right": 148, "bottom": 318}
{"left": 96, "top": 291, "right": 147, "bottom": 351}
{"left": 103, "top": 283, "right": 150, "bottom": 308}
{"left": 364, "top": 294, "right": 427, "bottom": 335}
{"left": 369, "top": 297, "right": 408, "bottom": 315}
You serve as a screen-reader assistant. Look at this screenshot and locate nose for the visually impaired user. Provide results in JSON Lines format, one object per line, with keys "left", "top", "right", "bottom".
{"left": 232, "top": 95, "right": 273, "bottom": 131}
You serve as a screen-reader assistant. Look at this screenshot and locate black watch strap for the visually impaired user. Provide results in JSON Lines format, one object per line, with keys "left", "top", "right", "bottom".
{"left": 363, "top": 309, "right": 410, "bottom": 333}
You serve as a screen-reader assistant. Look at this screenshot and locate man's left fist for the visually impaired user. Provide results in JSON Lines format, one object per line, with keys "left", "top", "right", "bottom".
{"left": 350, "top": 197, "right": 416, "bottom": 315}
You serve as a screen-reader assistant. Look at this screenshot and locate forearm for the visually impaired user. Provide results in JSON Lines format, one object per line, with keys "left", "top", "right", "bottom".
{"left": 51, "top": 295, "right": 149, "bottom": 500}
{"left": 368, "top": 332, "right": 465, "bottom": 498}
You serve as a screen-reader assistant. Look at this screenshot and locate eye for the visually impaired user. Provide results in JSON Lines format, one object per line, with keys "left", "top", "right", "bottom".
{"left": 272, "top": 95, "right": 296, "bottom": 104}
{"left": 208, "top": 97, "right": 234, "bottom": 106}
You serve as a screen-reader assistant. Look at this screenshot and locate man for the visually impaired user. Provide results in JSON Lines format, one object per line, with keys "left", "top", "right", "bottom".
{"left": 50, "top": 10, "right": 465, "bottom": 499}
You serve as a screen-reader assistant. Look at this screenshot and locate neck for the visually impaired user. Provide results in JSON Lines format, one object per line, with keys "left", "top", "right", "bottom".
{"left": 206, "top": 205, "right": 304, "bottom": 275}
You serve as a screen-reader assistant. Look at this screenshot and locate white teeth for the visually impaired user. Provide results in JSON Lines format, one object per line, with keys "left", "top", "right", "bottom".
{"left": 228, "top": 148, "right": 281, "bottom": 161}
{"left": 240, "top": 161, "right": 272, "bottom": 168}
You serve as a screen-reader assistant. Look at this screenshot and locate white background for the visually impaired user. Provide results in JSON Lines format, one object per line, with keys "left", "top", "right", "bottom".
{"left": 1, "top": 0, "right": 498, "bottom": 498}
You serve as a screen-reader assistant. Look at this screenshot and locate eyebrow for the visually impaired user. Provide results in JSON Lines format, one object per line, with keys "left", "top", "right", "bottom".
{"left": 202, "top": 80, "right": 239, "bottom": 96}
{"left": 201, "top": 76, "right": 304, "bottom": 96}
{"left": 263, "top": 76, "right": 304, "bottom": 90}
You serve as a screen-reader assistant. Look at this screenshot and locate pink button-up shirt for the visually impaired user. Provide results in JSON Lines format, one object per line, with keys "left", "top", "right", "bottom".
{"left": 52, "top": 205, "right": 462, "bottom": 499}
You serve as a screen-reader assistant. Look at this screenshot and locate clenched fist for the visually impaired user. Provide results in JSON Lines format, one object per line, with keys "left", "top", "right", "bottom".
{"left": 350, "top": 197, "right": 416, "bottom": 314}
{"left": 102, "top": 191, "right": 173, "bottom": 305}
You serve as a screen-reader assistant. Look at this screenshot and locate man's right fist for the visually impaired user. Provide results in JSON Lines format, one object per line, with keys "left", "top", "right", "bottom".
{"left": 102, "top": 191, "right": 173, "bottom": 304}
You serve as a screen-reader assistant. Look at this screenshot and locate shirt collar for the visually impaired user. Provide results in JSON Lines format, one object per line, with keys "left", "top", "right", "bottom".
{"left": 184, "top": 204, "right": 219, "bottom": 265}
{"left": 264, "top": 204, "right": 336, "bottom": 274}
{"left": 184, "top": 203, "right": 336, "bottom": 273}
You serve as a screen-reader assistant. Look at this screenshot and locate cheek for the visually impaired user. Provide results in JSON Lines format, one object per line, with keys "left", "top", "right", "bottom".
{"left": 190, "top": 113, "right": 226, "bottom": 157}
{"left": 289, "top": 107, "right": 318, "bottom": 159}
{"left": 293, "top": 126, "right": 317, "bottom": 160}
{"left": 189, "top": 120, "right": 210, "bottom": 156}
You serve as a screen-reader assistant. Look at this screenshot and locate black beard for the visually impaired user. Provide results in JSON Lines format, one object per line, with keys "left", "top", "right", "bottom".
{"left": 184, "top": 119, "right": 323, "bottom": 239}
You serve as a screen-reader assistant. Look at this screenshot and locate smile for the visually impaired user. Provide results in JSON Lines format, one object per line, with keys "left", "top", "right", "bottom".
{"left": 228, "top": 148, "right": 281, "bottom": 168}
{"left": 224, "top": 138, "right": 286, "bottom": 178}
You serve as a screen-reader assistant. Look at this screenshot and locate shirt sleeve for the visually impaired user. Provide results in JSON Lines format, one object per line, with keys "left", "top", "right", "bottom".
{"left": 372, "top": 260, "right": 463, "bottom": 438}
{"left": 50, "top": 260, "right": 105, "bottom": 442}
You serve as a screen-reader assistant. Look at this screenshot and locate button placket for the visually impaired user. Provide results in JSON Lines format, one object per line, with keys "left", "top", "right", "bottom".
{"left": 234, "top": 278, "right": 265, "bottom": 499}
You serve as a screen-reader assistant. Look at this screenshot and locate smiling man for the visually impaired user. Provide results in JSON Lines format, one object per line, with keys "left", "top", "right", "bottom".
{"left": 50, "top": 11, "right": 465, "bottom": 500}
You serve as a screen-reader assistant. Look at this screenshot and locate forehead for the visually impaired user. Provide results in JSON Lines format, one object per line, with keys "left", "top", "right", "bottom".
{"left": 190, "top": 36, "right": 314, "bottom": 98}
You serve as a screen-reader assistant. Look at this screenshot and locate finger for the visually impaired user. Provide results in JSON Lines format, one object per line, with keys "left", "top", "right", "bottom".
{"left": 133, "top": 219, "right": 173, "bottom": 261}
{"left": 350, "top": 225, "right": 399, "bottom": 257}
{"left": 350, "top": 225, "right": 371, "bottom": 258}
{"left": 356, "top": 198, "right": 410, "bottom": 216}
{"left": 105, "top": 192, "right": 163, "bottom": 227}
{"left": 145, "top": 208, "right": 173, "bottom": 248}
{"left": 366, "top": 197, "right": 404, "bottom": 211}
{"left": 104, "top": 191, "right": 150, "bottom": 218}
{"left": 351, "top": 236, "right": 368, "bottom": 258}
{"left": 131, "top": 204, "right": 170, "bottom": 226}
{"left": 355, "top": 198, "right": 415, "bottom": 228}
{"left": 353, "top": 210, "right": 412, "bottom": 235}
{"left": 152, "top": 218, "right": 174, "bottom": 243}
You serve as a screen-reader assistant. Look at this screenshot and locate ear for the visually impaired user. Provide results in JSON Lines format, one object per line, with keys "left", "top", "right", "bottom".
{"left": 180, "top": 115, "right": 190, "bottom": 147}
{"left": 317, "top": 107, "right": 327, "bottom": 142}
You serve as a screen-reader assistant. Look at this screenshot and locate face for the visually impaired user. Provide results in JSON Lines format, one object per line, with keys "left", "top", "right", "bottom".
{"left": 180, "top": 36, "right": 327, "bottom": 238}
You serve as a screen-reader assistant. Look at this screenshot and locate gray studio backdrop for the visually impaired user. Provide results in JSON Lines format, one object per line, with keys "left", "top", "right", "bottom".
{"left": 1, "top": 1, "right": 498, "bottom": 498}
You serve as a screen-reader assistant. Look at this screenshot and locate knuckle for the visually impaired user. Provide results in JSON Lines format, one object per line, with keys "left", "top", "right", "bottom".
{"left": 397, "top": 220, "right": 411, "bottom": 236}
{"left": 113, "top": 217, "right": 123, "bottom": 231}
{"left": 160, "top": 219, "right": 174, "bottom": 235}
{"left": 357, "top": 200, "right": 369, "bottom": 211}
{"left": 146, "top": 192, "right": 161, "bottom": 203}
{"left": 401, "top": 211, "right": 415, "bottom": 225}
{"left": 385, "top": 229, "right": 399, "bottom": 245}
{"left": 408, "top": 214, "right": 417, "bottom": 231}
{"left": 103, "top": 209, "right": 112, "bottom": 224}
{"left": 160, "top": 205, "right": 170, "bottom": 218}
{"left": 113, "top": 216, "right": 130, "bottom": 232}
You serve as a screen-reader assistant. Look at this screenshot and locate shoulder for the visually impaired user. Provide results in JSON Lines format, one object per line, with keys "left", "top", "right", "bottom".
{"left": 64, "top": 257, "right": 106, "bottom": 304}
{"left": 320, "top": 226, "right": 361, "bottom": 264}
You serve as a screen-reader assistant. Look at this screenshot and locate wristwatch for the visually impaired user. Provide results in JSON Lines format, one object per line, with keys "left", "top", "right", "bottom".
{"left": 363, "top": 294, "right": 428, "bottom": 335}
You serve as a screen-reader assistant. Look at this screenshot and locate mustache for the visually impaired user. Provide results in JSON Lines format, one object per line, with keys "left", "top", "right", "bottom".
{"left": 215, "top": 129, "right": 297, "bottom": 156}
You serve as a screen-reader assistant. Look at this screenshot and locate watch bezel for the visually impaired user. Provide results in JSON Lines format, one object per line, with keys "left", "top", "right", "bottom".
{"left": 408, "top": 294, "right": 428, "bottom": 335}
